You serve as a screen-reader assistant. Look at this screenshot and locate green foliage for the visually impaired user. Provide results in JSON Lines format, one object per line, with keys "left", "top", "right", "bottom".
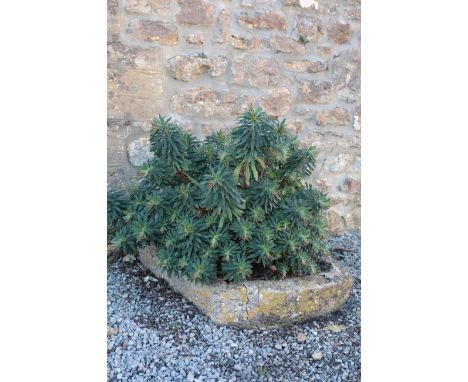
{"left": 201, "top": 165, "right": 245, "bottom": 226}
{"left": 111, "top": 224, "right": 136, "bottom": 255}
{"left": 187, "top": 258, "right": 216, "bottom": 284}
{"left": 231, "top": 218, "right": 255, "bottom": 242}
{"left": 150, "top": 116, "right": 189, "bottom": 172}
{"left": 107, "top": 189, "right": 129, "bottom": 243}
{"left": 107, "top": 106, "right": 331, "bottom": 284}
{"left": 222, "top": 254, "right": 253, "bottom": 283}
{"left": 231, "top": 107, "right": 272, "bottom": 187}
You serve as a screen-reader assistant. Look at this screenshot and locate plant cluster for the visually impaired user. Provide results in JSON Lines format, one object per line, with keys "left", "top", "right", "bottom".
{"left": 107, "top": 106, "right": 331, "bottom": 284}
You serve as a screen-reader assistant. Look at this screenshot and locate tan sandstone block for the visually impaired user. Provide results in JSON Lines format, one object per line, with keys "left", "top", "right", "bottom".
{"left": 108, "top": 42, "right": 164, "bottom": 119}
{"left": 216, "top": 9, "right": 261, "bottom": 50}
{"left": 324, "top": 153, "right": 355, "bottom": 173}
{"left": 325, "top": 208, "right": 346, "bottom": 232}
{"left": 230, "top": 56, "right": 246, "bottom": 85}
{"left": 170, "top": 87, "right": 254, "bottom": 118}
{"left": 301, "top": 131, "right": 360, "bottom": 151}
{"left": 266, "top": 36, "right": 306, "bottom": 54}
{"left": 259, "top": 88, "right": 292, "bottom": 117}
{"left": 107, "top": 120, "right": 132, "bottom": 187}
{"left": 126, "top": 0, "right": 171, "bottom": 14}
{"left": 298, "top": 80, "right": 333, "bottom": 104}
{"left": 166, "top": 54, "right": 228, "bottom": 81}
{"left": 340, "top": 176, "right": 361, "bottom": 193}
{"left": 107, "top": 121, "right": 128, "bottom": 171}
{"left": 107, "top": 0, "right": 120, "bottom": 42}
{"left": 287, "top": 119, "right": 305, "bottom": 134}
{"left": 216, "top": 9, "right": 231, "bottom": 43}
{"left": 184, "top": 32, "right": 205, "bottom": 45}
{"left": 176, "top": 0, "right": 216, "bottom": 26}
{"left": 127, "top": 136, "right": 153, "bottom": 167}
{"left": 284, "top": 60, "right": 328, "bottom": 73}
{"left": 126, "top": 19, "right": 178, "bottom": 45}
{"left": 231, "top": 35, "right": 261, "bottom": 50}
{"left": 316, "top": 107, "right": 352, "bottom": 127}
{"left": 246, "top": 56, "right": 280, "bottom": 88}
{"left": 295, "top": 15, "right": 323, "bottom": 43}
{"left": 332, "top": 49, "right": 360, "bottom": 92}
{"left": 316, "top": 45, "right": 332, "bottom": 58}
{"left": 345, "top": 208, "right": 361, "bottom": 229}
{"left": 229, "top": 54, "right": 279, "bottom": 87}
{"left": 313, "top": 178, "right": 334, "bottom": 193}
{"left": 328, "top": 22, "right": 353, "bottom": 44}
{"left": 344, "top": 7, "right": 361, "bottom": 21}
{"left": 239, "top": 10, "right": 287, "bottom": 30}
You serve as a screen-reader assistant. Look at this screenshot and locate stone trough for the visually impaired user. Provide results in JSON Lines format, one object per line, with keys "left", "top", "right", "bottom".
{"left": 139, "top": 246, "right": 353, "bottom": 329}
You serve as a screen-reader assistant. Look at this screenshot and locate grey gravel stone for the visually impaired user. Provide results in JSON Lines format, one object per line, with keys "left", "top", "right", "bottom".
{"left": 108, "top": 231, "right": 361, "bottom": 381}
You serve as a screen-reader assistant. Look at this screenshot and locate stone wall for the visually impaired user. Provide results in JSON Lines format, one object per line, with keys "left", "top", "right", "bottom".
{"left": 107, "top": 0, "right": 361, "bottom": 232}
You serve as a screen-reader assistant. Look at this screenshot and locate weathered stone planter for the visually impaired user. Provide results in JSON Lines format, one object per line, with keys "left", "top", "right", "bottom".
{"left": 139, "top": 246, "right": 352, "bottom": 329}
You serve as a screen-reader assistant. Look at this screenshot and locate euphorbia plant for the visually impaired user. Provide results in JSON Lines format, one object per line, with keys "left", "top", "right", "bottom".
{"left": 107, "top": 106, "right": 331, "bottom": 284}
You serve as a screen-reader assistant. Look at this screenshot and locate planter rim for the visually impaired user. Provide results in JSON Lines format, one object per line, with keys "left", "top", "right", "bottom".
{"left": 139, "top": 245, "right": 352, "bottom": 328}
{"left": 144, "top": 246, "right": 347, "bottom": 287}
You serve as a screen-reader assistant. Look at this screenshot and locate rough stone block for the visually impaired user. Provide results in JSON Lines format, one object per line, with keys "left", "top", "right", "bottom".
{"left": 239, "top": 10, "right": 287, "bottom": 30}
{"left": 313, "top": 177, "right": 334, "bottom": 193}
{"left": 298, "top": 80, "right": 333, "bottom": 104}
{"left": 294, "top": 15, "right": 323, "bottom": 43}
{"left": 325, "top": 208, "right": 346, "bottom": 232}
{"left": 344, "top": 7, "right": 361, "bottom": 21}
{"left": 166, "top": 54, "right": 228, "bottom": 81}
{"left": 332, "top": 49, "right": 360, "bottom": 92}
{"left": 328, "top": 22, "right": 352, "bottom": 44}
{"left": 126, "top": 0, "right": 171, "bottom": 14}
{"left": 283, "top": 59, "right": 328, "bottom": 73}
{"left": 107, "top": 42, "right": 164, "bottom": 120}
{"left": 315, "top": 45, "right": 332, "bottom": 58}
{"left": 259, "top": 88, "right": 292, "bottom": 117}
{"left": 286, "top": 119, "right": 305, "bottom": 134}
{"left": 301, "top": 131, "right": 361, "bottom": 151}
{"left": 316, "top": 107, "right": 352, "bottom": 126}
{"left": 139, "top": 246, "right": 353, "bottom": 328}
{"left": 176, "top": 0, "right": 216, "bottom": 26}
{"left": 231, "top": 35, "right": 261, "bottom": 50}
{"left": 229, "top": 55, "right": 279, "bottom": 87}
{"left": 107, "top": 0, "right": 120, "bottom": 42}
{"left": 345, "top": 207, "right": 361, "bottom": 229}
{"left": 266, "top": 36, "right": 306, "bottom": 54}
{"left": 108, "top": 120, "right": 133, "bottom": 187}
{"left": 216, "top": 9, "right": 231, "bottom": 43}
{"left": 216, "top": 9, "right": 261, "bottom": 50}
{"left": 184, "top": 32, "right": 205, "bottom": 45}
{"left": 246, "top": 56, "right": 280, "bottom": 88}
{"left": 230, "top": 56, "right": 246, "bottom": 85}
{"left": 324, "top": 153, "right": 355, "bottom": 172}
{"left": 108, "top": 121, "right": 128, "bottom": 172}
{"left": 340, "top": 176, "right": 361, "bottom": 193}
{"left": 127, "top": 136, "right": 153, "bottom": 167}
{"left": 126, "top": 19, "right": 178, "bottom": 45}
{"left": 170, "top": 87, "right": 254, "bottom": 117}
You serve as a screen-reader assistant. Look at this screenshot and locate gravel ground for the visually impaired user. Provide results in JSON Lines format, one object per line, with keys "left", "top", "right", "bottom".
{"left": 107, "top": 230, "right": 360, "bottom": 382}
